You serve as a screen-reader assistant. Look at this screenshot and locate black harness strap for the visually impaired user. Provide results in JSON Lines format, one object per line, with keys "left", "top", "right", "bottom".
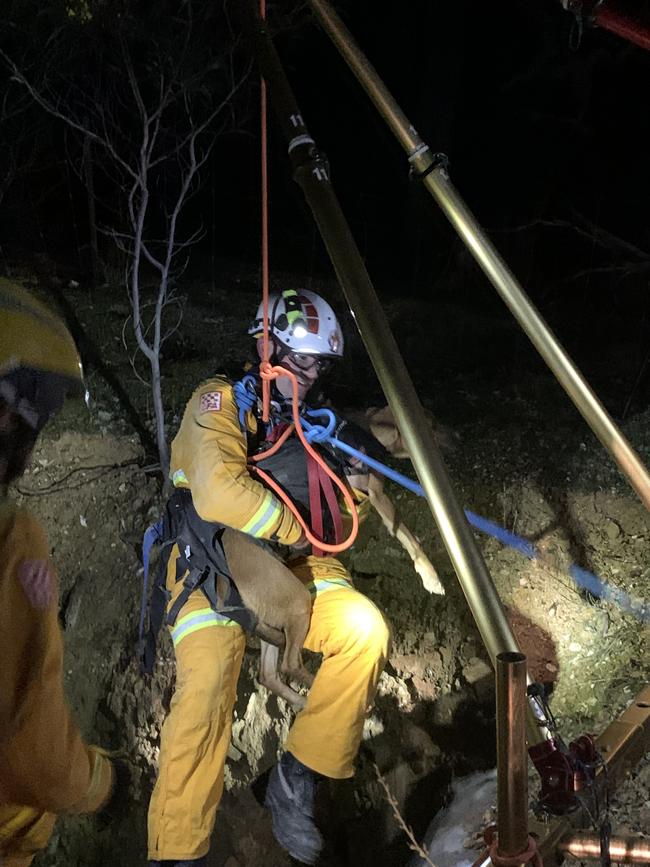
{"left": 141, "top": 488, "right": 257, "bottom": 674}
{"left": 166, "top": 565, "right": 210, "bottom": 627}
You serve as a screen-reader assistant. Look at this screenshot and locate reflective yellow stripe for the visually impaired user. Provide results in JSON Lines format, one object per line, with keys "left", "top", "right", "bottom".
{"left": 0, "top": 804, "right": 41, "bottom": 843}
{"left": 241, "top": 490, "right": 281, "bottom": 538}
{"left": 85, "top": 749, "right": 108, "bottom": 807}
{"left": 172, "top": 468, "right": 189, "bottom": 486}
{"left": 171, "top": 607, "right": 238, "bottom": 647}
{"left": 305, "top": 577, "right": 352, "bottom": 598}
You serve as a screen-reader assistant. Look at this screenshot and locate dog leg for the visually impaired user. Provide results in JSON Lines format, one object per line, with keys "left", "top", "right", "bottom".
{"left": 368, "top": 473, "right": 445, "bottom": 596}
{"left": 255, "top": 625, "right": 307, "bottom": 709}
{"left": 259, "top": 640, "right": 307, "bottom": 710}
{"left": 280, "top": 608, "right": 314, "bottom": 689}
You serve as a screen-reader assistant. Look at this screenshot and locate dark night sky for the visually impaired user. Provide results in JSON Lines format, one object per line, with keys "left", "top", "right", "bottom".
{"left": 232, "top": 0, "right": 650, "bottom": 409}
{"left": 193, "top": 0, "right": 649, "bottom": 332}
{"left": 270, "top": 1, "right": 650, "bottom": 272}
{"left": 2, "top": 0, "right": 650, "bottom": 349}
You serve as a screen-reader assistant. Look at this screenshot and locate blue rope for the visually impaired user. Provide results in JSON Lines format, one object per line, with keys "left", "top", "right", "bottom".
{"left": 301, "top": 411, "right": 650, "bottom": 622}
{"left": 233, "top": 375, "right": 258, "bottom": 428}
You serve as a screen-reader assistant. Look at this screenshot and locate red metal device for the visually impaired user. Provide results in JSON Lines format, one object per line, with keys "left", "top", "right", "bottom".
{"left": 526, "top": 684, "right": 602, "bottom": 813}
{"left": 560, "top": 1, "right": 650, "bottom": 53}
{"left": 529, "top": 731, "right": 600, "bottom": 813}
{"left": 593, "top": 2, "right": 650, "bottom": 52}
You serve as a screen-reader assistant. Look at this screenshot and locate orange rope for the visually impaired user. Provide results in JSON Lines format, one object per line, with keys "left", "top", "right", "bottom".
{"left": 256, "top": 1, "right": 356, "bottom": 553}
{"left": 251, "top": 421, "right": 295, "bottom": 460}
{"left": 260, "top": 0, "right": 271, "bottom": 422}
{"left": 255, "top": 362, "right": 359, "bottom": 553}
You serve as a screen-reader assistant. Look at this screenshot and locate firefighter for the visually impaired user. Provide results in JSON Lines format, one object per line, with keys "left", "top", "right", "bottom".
{"left": 147, "top": 289, "right": 391, "bottom": 866}
{"left": 0, "top": 279, "right": 116, "bottom": 867}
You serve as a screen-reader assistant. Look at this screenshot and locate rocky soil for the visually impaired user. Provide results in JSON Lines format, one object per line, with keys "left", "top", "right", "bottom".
{"left": 9, "top": 269, "right": 648, "bottom": 865}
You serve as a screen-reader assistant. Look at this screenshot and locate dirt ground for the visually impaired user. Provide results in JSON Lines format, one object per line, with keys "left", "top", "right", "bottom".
{"left": 10, "top": 269, "right": 649, "bottom": 865}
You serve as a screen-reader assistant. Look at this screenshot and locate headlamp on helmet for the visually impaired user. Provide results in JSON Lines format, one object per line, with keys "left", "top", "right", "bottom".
{"left": 248, "top": 288, "right": 344, "bottom": 360}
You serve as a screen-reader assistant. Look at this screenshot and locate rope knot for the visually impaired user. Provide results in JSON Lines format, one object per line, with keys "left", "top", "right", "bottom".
{"left": 304, "top": 424, "right": 329, "bottom": 444}
{"left": 259, "top": 360, "right": 277, "bottom": 380}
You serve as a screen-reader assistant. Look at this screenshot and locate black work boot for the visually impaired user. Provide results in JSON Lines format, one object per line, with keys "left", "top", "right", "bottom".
{"left": 264, "top": 751, "right": 323, "bottom": 864}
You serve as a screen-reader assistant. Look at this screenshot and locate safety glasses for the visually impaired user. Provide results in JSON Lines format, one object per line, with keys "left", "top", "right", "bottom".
{"left": 285, "top": 352, "right": 333, "bottom": 375}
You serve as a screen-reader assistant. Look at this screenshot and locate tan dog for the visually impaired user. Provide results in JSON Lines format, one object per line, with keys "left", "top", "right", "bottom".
{"left": 224, "top": 405, "right": 449, "bottom": 709}
{"left": 366, "top": 472, "right": 445, "bottom": 596}
{"left": 344, "top": 405, "right": 448, "bottom": 597}
{"left": 364, "top": 404, "right": 457, "bottom": 459}
{"left": 221, "top": 528, "right": 313, "bottom": 708}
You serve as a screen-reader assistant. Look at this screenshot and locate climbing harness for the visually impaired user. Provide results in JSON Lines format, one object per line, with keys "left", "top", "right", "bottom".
{"left": 138, "top": 386, "right": 364, "bottom": 672}
{"left": 138, "top": 489, "right": 257, "bottom": 674}
{"left": 232, "top": 369, "right": 357, "bottom": 552}
{"left": 137, "top": 519, "right": 163, "bottom": 669}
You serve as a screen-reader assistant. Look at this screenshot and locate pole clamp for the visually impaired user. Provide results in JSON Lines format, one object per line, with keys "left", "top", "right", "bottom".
{"left": 481, "top": 827, "right": 543, "bottom": 867}
{"left": 288, "top": 133, "right": 315, "bottom": 155}
{"left": 409, "top": 151, "right": 449, "bottom": 182}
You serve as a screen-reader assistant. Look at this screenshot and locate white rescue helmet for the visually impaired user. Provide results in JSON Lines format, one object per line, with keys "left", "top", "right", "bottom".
{"left": 248, "top": 289, "right": 344, "bottom": 358}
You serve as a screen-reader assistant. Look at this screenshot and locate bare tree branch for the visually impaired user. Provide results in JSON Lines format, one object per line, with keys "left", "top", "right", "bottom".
{"left": 2, "top": 0, "right": 248, "bottom": 479}
{"left": 0, "top": 48, "right": 139, "bottom": 181}
{"left": 504, "top": 215, "right": 650, "bottom": 263}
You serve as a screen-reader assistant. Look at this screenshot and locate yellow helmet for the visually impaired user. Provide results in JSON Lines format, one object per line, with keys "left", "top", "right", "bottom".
{"left": 0, "top": 278, "right": 84, "bottom": 429}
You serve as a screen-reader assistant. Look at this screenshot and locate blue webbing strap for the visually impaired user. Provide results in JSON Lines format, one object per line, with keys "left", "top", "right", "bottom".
{"left": 302, "top": 409, "right": 649, "bottom": 622}
{"left": 138, "top": 520, "right": 164, "bottom": 656}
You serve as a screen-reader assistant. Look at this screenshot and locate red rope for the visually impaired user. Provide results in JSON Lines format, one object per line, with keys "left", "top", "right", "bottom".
{"left": 307, "top": 454, "right": 325, "bottom": 556}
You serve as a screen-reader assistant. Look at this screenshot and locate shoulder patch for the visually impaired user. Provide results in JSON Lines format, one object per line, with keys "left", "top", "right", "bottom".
{"left": 18, "top": 559, "right": 54, "bottom": 610}
{"left": 199, "top": 391, "right": 222, "bottom": 413}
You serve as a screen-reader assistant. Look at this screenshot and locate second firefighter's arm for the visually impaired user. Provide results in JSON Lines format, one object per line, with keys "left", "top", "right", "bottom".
{"left": 0, "top": 511, "right": 114, "bottom": 814}
{"left": 171, "top": 379, "right": 302, "bottom": 545}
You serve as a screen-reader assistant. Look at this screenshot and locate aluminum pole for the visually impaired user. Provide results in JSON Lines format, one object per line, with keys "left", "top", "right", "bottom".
{"left": 246, "top": 1, "right": 547, "bottom": 746}
{"left": 308, "top": 0, "right": 650, "bottom": 512}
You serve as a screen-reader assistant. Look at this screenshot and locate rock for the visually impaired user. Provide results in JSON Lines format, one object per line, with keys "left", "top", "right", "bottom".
{"left": 462, "top": 657, "right": 491, "bottom": 685}
{"left": 462, "top": 657, "right": 493, "bottom": 702}
{"left": 433, "top": 691, "right": 467, "bottom": 726}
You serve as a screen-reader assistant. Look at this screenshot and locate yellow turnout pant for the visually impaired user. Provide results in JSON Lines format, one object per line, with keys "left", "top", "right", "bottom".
{"left": 147, "top": 555, "right": 390, "bottom": 862}
{"left": 0, "top": 804, "right": 55, "bottom": 867}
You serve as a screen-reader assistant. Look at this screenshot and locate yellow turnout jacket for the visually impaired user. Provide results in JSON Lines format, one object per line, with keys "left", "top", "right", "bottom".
{"left": 169, "top": 375, "right": 304, "bottom": 544}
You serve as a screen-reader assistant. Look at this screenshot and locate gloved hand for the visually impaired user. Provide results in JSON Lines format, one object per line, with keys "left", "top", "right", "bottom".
{"left": 345, "top": 467, "right": 370, "bottom": 493}
{"left": 98, "top": 754, "right": 132, "bottom": 824}
{"left": 333, "top": 417, "right": 390, "bottom": 468}
{"left": 290, "top": 530, "right": 311, "bottom": 553}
